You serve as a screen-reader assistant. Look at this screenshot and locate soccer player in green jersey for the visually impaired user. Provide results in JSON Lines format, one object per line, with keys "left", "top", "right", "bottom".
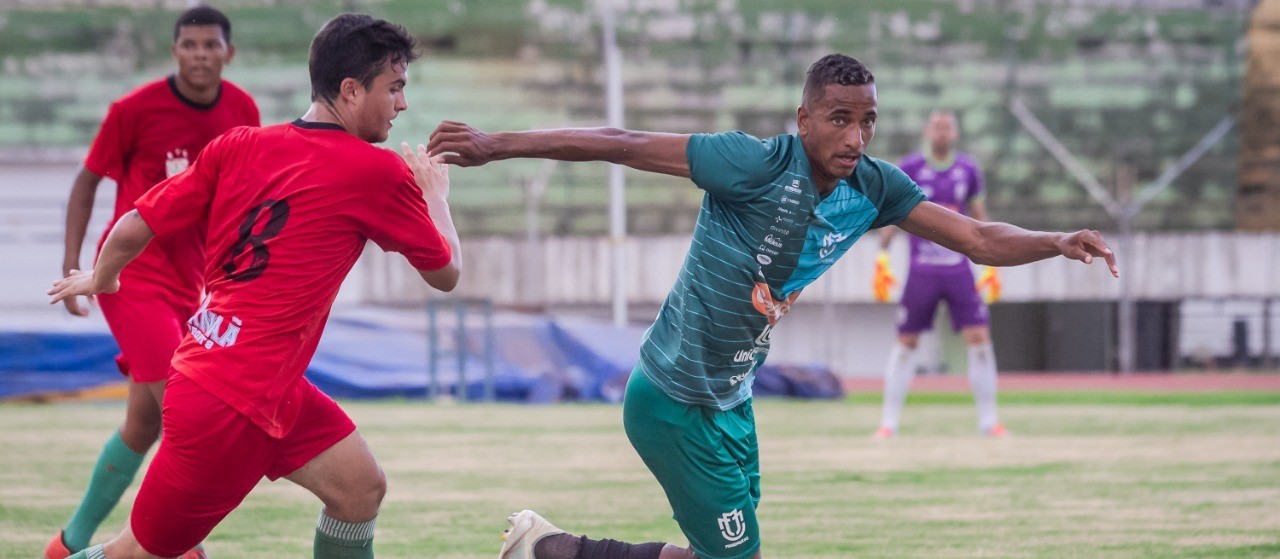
{"left": 428, "top": 54, "right": 1118, "bottom": 559}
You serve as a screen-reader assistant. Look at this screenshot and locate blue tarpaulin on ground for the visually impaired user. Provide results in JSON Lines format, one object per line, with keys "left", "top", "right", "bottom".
{"left": 0, "top": 331, "right": 122, "bottom": 398}
{"left": 2, "top": 313, "right": 842, "bottom": 401}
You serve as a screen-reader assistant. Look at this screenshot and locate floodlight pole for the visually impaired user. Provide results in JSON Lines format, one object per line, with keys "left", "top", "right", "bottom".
{"left": 1009, "top": 99, "right": 1234, "bottom": 374}
{"left": 601, "top": 0, "right": 628, "bottom": 327}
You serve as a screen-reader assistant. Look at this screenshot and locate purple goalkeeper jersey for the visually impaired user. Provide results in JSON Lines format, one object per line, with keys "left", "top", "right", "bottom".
{"left": 898, "top": 151, "right": 985, "bottom": 271}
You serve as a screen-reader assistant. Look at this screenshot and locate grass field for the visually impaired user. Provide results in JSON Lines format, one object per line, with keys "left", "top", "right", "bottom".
{"left": 2, "top": 394, "right": 1278, "bottom": 558}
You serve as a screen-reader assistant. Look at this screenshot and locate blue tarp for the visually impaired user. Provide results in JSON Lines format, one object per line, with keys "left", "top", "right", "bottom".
{"left": 2, "top": 313, "right": 842, "bottom": 402}
{"left": 0, "top": 331, "right": 123, "bottom": 398}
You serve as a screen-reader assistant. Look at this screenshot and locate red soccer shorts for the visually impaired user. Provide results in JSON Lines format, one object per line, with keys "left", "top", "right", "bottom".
{"left": 97, "top": 292, "right": 193, "bottom": 383}
{"left": 130, "top": 372, "right": 356, "bottom": 557}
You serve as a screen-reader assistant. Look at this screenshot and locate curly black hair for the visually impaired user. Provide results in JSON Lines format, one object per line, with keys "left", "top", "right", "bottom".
{"left": 803, "top": 54, "right": 875, "bottom": 105}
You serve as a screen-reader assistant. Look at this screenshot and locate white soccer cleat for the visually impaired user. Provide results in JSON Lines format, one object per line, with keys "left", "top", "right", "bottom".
{"left": 498, "top": 509, "right": 566, "bottom": 559}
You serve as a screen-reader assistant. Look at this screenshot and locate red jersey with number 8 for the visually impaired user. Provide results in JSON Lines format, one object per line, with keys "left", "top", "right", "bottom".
{"left": 134, "top": 120, "right": 452, "bottom": 438}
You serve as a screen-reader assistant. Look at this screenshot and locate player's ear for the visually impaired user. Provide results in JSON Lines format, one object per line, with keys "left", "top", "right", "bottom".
{"left": 796, "top": 105, "right": 810, "bottom": 137}
{"left": 339, "top": 77, "right": 361, "bottom": 103}
{"left": 225, "top": 44, "right": 236, "bottom": 64}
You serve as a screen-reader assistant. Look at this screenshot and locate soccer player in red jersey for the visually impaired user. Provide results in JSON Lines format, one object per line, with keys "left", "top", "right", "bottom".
{"left": 49, "top": 5, "right": 259, "bottom": 558}
{"left": 48, "top": 13, "right": 460, "bottom": 559}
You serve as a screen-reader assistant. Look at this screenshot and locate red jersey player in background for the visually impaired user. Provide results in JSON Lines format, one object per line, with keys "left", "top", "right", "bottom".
{"left": 48, "top": 13, "right": 460, "bottom": 559}
{"left": 50, "top": 5, "right": 259, "bottom": 559}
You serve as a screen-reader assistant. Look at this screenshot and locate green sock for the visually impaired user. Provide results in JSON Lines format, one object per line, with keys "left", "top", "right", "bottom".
{"left": 314, "top": 511, "right": 376, "bottom": 559}
{"left": 63, "top": 432, "right": 145, "bottom": 551}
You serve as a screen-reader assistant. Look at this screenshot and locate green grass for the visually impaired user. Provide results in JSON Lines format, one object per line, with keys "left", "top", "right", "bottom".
{"left": 2, "top": 398, "right": 1278, "bottom": 558}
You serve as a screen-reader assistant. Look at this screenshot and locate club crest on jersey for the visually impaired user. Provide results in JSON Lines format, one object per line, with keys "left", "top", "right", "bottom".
{"left": 818, "top": 230, "right": 850, "bottom": 260}
{"left": 717, "top": 509, "right": 748, "bottom": 547}
{"left": 784, "top": 179, "right": 802, "bottom": 194}
{"left": 165, "top": 149, "right": 190, "bottom": 178}
{"left": 188, "top": 294, "right": 242, "bottom": 350}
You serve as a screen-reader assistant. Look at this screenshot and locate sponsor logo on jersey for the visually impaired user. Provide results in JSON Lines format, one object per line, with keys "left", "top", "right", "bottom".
{"left": 784, "top": 180, "right": 802, "bottom": 194}
{"left": 751, "top": 282, "right": 798, "bottom": 325}
{"left": 188, "top": 294, "right": 242, "bottom": 350}
{"left": 754, "top": 324, "right": 773, "bottom": 346}
{"left": 919, "top": 168, "right": 936, "bottom": 180}
{"left": 763, "top": 234, "right": 783, "bottom": 249}
{"left": 955, "top": 183, "right": 968, "bottom": 200}
{"left": 757, "top": 245, "right": 779, "bottom": 256}
{"left": 950, "top": 167, "right": 966, "bottom": 181}
{"left": 718, "top": 509, "right": 749, "bottom": 548}
{"left": 818, "top": 230, "right": 850, "bottom": 260}
{"left": 733, "top": 348, "right": 760, "bottom": 363}
{"left": 780, "top": 195, "right": 800, "bottom": 205}
{"left": 165, "top": 149, "right": 190, "bottom": 178}
{"left": 769, "top": 225, "right": 791, "bottom": 235}
{"left": 756, "top": 253, "right": 772, "bottom": 265}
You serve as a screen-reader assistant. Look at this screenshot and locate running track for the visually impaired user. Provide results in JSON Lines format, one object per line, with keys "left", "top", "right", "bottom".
{"left": 842, "top": 373, "right": 1280, "bottom": 393}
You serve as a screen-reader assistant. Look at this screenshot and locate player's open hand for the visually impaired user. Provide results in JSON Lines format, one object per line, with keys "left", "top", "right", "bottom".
{"left": 48, "top": 269, "right": 118, "bottom": 315}
{"left": 401, "top": 142, "right": 449, "bottom": 200}
{"left": 1057, "top": 230, "right": 1119, "bottom": 277}
{"left": 426, "top": 120, "right": 498, "bottom": 167}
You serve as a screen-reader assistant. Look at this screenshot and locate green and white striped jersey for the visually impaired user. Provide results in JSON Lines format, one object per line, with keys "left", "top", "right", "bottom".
{"left": 637, "top": 131, "right": 925, "bottom": 409}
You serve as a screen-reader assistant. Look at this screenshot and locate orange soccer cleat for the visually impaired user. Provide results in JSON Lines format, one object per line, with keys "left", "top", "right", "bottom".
{"left": 984, "top": 423, "right": 1009, "bottom": 438}
{"left": 43, "top": 532, "right": 71, "bottom": 559}
{"left": 871, "top": 426, "right": 896, "bottom": 440}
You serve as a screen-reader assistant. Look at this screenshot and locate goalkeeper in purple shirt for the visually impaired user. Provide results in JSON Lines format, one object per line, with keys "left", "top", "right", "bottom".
{"left": 874, "top": 110, "right": 1005, "bottom": 438}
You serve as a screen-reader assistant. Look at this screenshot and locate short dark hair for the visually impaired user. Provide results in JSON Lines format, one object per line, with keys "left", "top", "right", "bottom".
{"left": 309, "top": 14, "right": 419, "bottom": 104}
{"left": 803, "top": 54, "right": 875, "bottom": 105}
{"left": 173, "top": 4, "right": 232, "bottom": 43}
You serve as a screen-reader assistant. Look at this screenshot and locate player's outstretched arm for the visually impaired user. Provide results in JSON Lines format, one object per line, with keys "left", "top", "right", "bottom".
{"left": 48, "top": 209, "right": 155, "bottom": 309}
{"left": 427, "top": 120, "right": 692, "bottom": 178}
{"left": 401, "top": 142, "right": 461, "bottom": 292}
{"left": 60, "top": 167, "right": 105, "bottom": 316}
{"left": 897, "top": 201, "right": 1118, "bottom": 276}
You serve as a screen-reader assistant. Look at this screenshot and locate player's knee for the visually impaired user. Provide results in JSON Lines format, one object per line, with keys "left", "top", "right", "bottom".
{"left": 897, "top": 335, "right": 920, "bottom": 350}
{"left": 370, "top": 468, "right": 388, "bottom": 505}
{"left": 345, "top": 467, "right": 387, "bottom": 513}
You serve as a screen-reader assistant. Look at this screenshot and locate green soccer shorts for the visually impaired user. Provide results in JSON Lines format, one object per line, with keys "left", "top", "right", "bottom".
{"left": 623, "top": 369, "right": 761, "bottom": 559}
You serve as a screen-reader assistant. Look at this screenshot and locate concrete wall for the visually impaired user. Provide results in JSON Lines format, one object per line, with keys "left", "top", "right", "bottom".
{"left": 355, "top": 232, "right": 1280, "bottom": 306}
{"left": 3, "top": 155, "right": 1278, "bottom": 311}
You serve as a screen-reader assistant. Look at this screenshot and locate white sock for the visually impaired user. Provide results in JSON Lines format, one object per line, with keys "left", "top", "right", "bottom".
{"left": 316, "top": 509, "right": 377, "bottom": 541}
{"left": 880, "top": 342, "right": 917, "bottom": 431}
{"left": 967, "top": 342, "right": 999, "bottom": 431}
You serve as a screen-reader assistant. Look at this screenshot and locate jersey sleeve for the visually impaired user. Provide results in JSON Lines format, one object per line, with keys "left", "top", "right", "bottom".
{"left": 686, "top": 132, "right": 785, "bottom": 202}
{"left": 867, "top": 159, "right": 927, "bottom": 229}
{"left": 83, "top": 101, "right": 132, "bottom": 180}
{"left": 133, "top": 129, "right": 229, "bottom": 238}
{"left": 364, "top": 163, "right": 452, "bottom": 272}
